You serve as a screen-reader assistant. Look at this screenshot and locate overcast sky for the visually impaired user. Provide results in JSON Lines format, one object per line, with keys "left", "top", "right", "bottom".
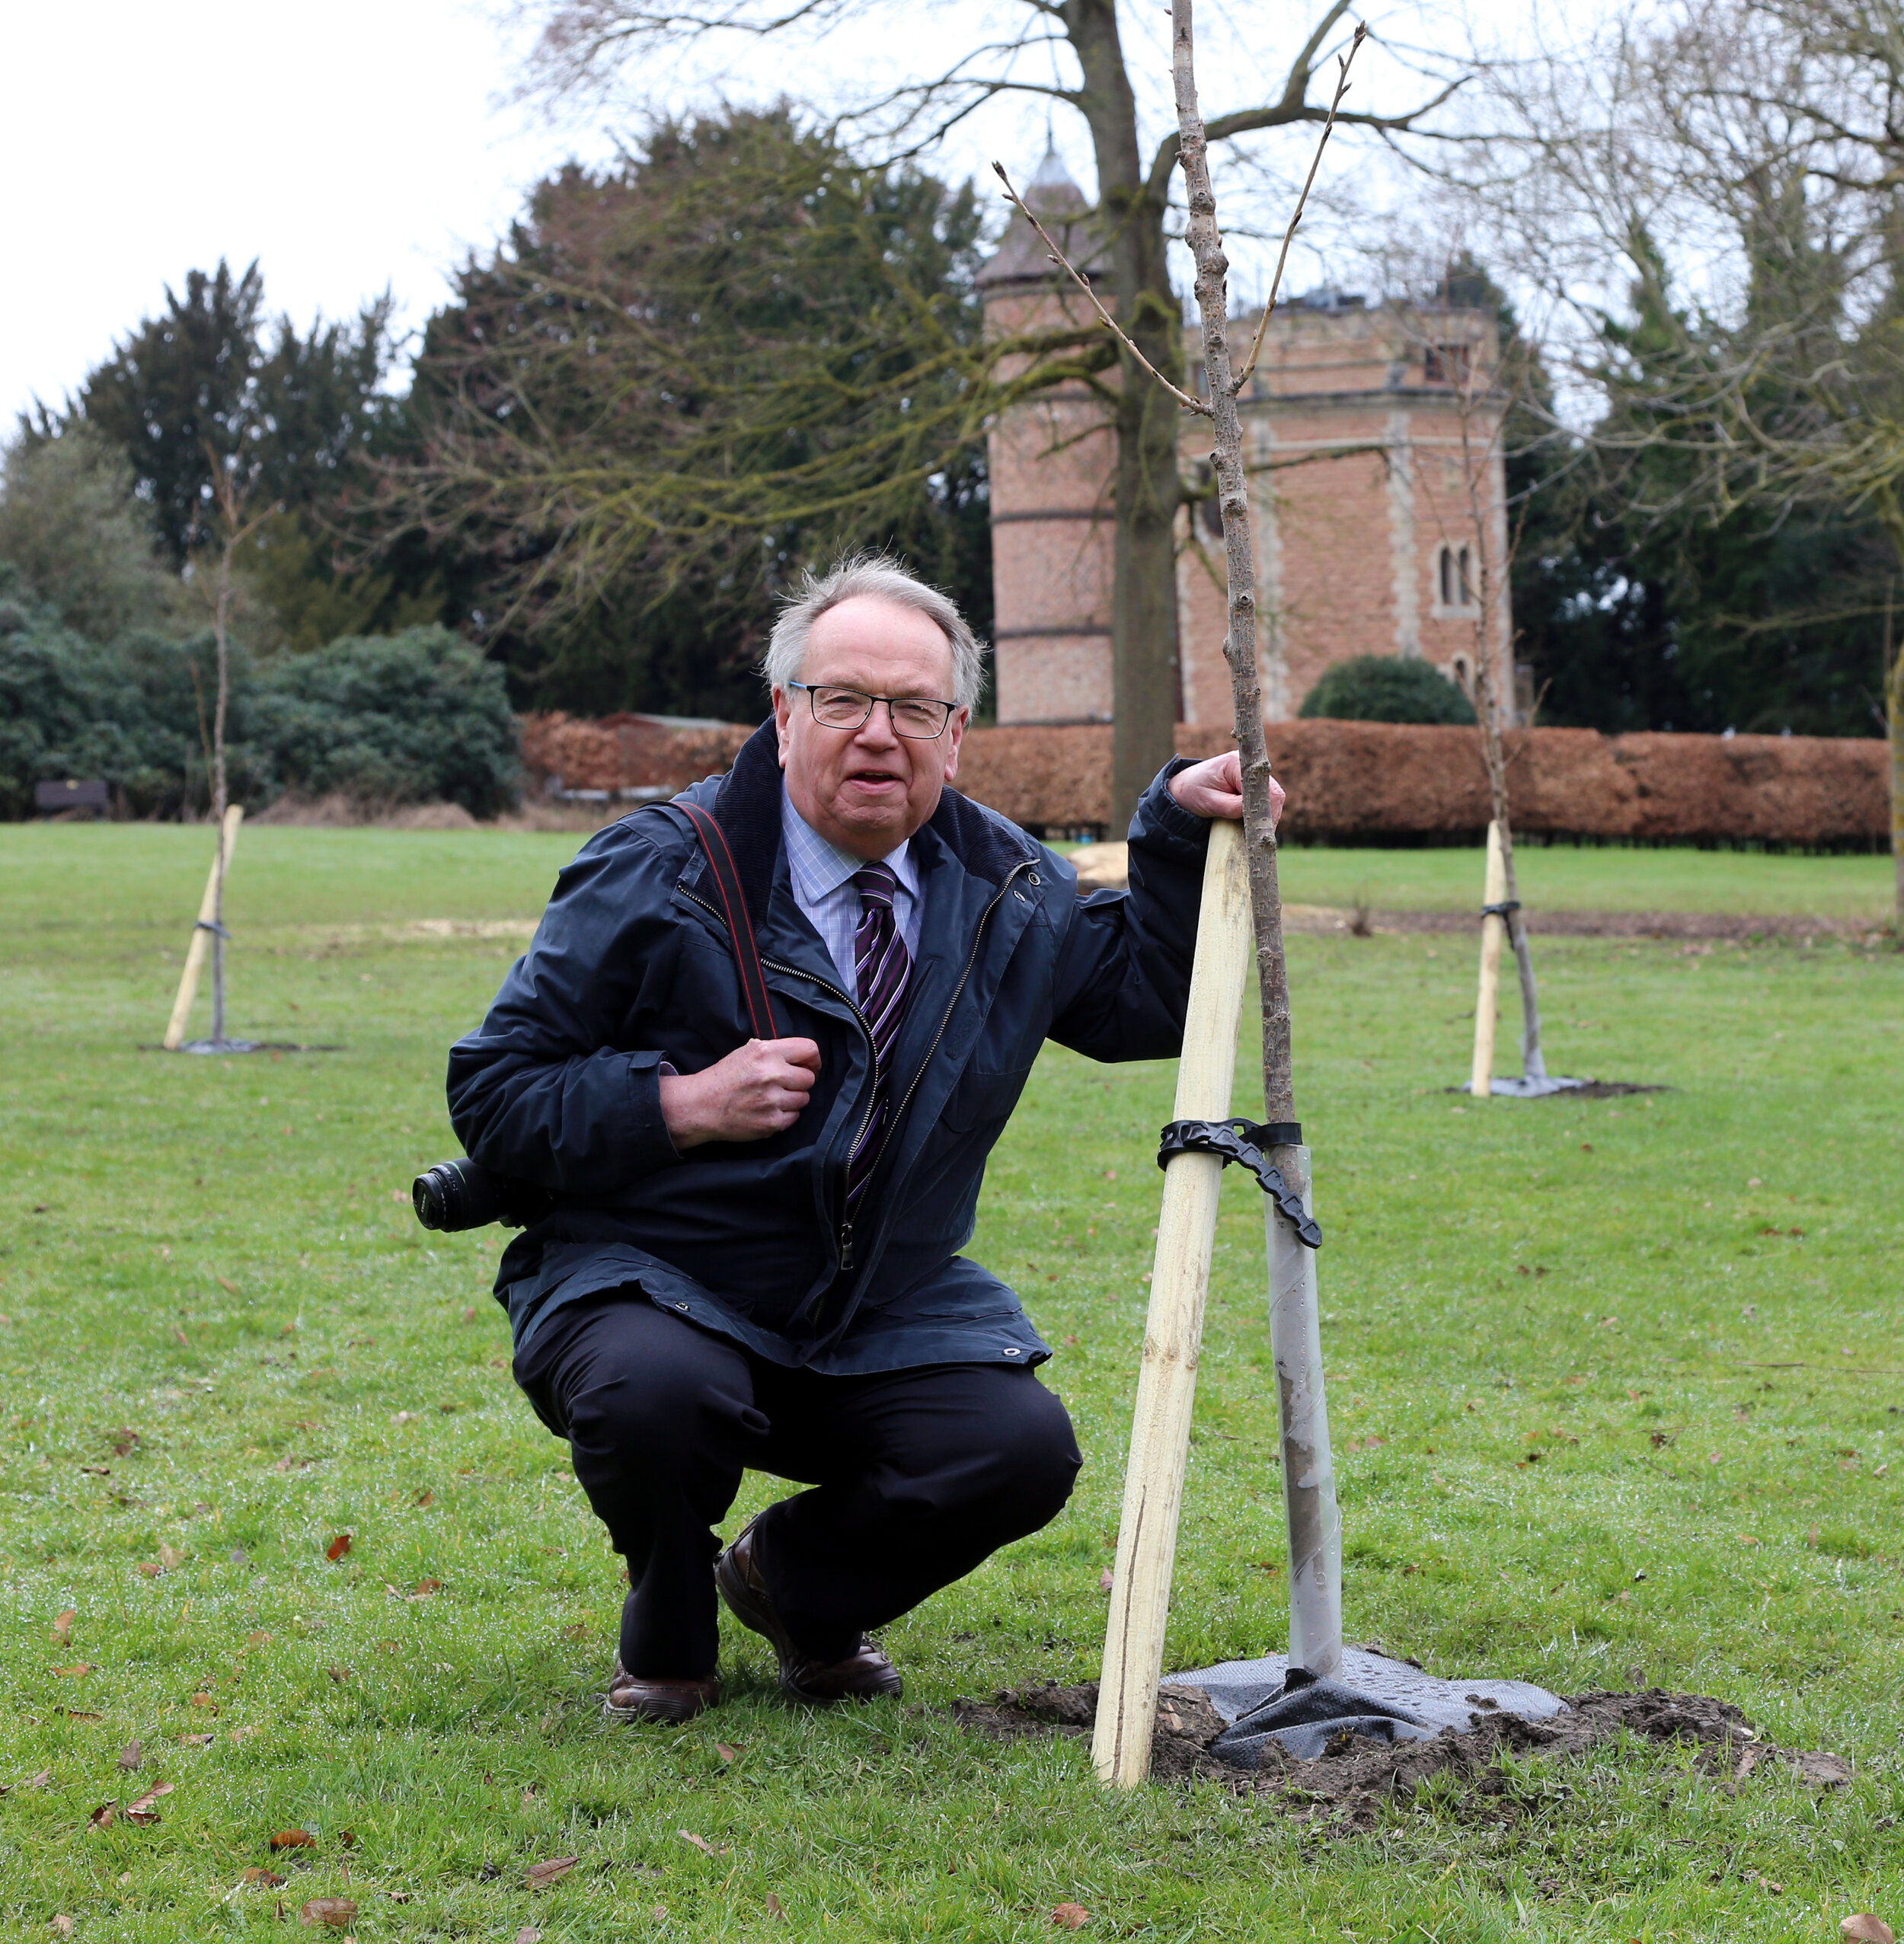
{"left": 1, "top": 0, "right": 1541, "bottom": 432}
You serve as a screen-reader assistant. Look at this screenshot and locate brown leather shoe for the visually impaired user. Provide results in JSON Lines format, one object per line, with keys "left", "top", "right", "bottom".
{"left": 604, "top": 1659, "right": 720, "bottom": 1723}
{"left": 714, "top": 1514, "right": 902, "bottom": 1704}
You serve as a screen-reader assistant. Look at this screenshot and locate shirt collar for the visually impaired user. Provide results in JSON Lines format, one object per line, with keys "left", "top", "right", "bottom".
{"left": 781, "top": 784, "right": 918, "bottom": 903}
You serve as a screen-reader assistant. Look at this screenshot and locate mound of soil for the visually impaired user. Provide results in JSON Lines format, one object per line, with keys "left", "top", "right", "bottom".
{"left": 951, "top": 1676, "right": 1851, "bottom": 1829}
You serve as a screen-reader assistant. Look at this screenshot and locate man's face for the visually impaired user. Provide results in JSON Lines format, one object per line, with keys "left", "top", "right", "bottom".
{"left": 774, "top": 595, "right": 966, "bottom": 859}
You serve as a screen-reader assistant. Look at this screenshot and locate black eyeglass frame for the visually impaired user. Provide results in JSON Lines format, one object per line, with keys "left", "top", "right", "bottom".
{"left": 784, "top": 680, "right": 960, "bottom": 739}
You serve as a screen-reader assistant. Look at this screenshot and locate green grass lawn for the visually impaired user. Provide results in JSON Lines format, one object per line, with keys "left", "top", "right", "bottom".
{"left": 1, "top": 824, "right": 1900, "bottom": 1941}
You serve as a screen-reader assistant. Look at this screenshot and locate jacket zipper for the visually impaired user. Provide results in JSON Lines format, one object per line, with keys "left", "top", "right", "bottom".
{"left": 681, "top": 860, "right": 1035, "bottom": 1275}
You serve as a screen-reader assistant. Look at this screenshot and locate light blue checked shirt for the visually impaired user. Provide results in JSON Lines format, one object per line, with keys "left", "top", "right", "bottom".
{"left": 781, "top": 784, "right": 923, "bottom": 993}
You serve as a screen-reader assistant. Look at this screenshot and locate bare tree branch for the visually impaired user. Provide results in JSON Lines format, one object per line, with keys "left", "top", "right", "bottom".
{"left": 1232, "top": 22, "right": 1369, "bottom": 394}
{"left": 990, "top": 161, "right": 1210, "bottom": 416}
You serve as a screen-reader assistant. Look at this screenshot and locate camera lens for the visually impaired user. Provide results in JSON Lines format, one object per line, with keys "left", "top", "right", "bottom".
{"left": 413, "top": 1158, "right": 495, "bottom": 1231}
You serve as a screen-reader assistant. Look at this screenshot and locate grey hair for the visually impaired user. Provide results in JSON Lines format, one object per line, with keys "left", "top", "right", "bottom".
{"left": 762, "top": 554, "right": 986, "bottom": 712}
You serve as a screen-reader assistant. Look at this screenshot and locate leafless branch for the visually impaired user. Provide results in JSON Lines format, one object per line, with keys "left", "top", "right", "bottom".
{"left": 989, "top": 161, "right": 1210, "bottom": 416}
{"left": 1233, "top": 21, "right": 1369, "bottom": 394}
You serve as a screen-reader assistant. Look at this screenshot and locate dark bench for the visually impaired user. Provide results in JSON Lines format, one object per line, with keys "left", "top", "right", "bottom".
{"left": 34, "top": 778, "right": 110, "bottom": 819}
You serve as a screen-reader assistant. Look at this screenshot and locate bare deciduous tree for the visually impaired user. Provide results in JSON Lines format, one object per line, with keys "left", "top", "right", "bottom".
{"left": 516, "top": 0, "right": 1461, "bottom": 823}
{"left": 1471, "top": 0, "right": 1904, "bottom": 924}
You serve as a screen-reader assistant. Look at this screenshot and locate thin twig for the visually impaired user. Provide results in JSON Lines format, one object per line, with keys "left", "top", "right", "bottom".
{"left": 990, "top": 161, "right": 1210, "bottom": 416}
{"left": 1232, "top": 21, "right": 1369, "bottom": 394}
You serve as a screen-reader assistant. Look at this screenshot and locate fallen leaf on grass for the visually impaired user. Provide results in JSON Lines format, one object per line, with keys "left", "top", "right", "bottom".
{"left": 1098, "top": 1569, "right": 1114, "bottom": 1592}
{"left": 88, "top": 1801, "right": 117, "bottom": 1831}
{"left": 526, "top": 1856, "right": 577, "bottom": 1889}
{"left": 24, "top": 1770, "right": 53, "bottom": 1788}
{"left": 385, "top": 1889, "right": 412, "bottom": 1903}
{"left": 298, "top": 1898, "right": 357, "bottom": 1928}
{"left": 1841, "top": 1917, "right": 1895, "bottom": 1944}
{"left": 53, "top": 1918, "right": 73, "bottom": 1936}
{"left": 413, "top": 1489, "right": 433, "bottom": 1507}
{"left": 117, "top": 1741, "right": 142, "bottom": 1770}
{"left": 516, "top": 1930, "right": 545, "bottom": 1944}
{"left": 109, "top": 1428, "right": 140, "bottom": 1457}
{"left": 679, "top": 1830, "right": 717, "bottom": 1855}
{"left": 216, "top": 1276, "right": 238, "bottom": 1294}
{"left": 178, "top": 1734, "right": 214, "bottom": 1748}
{"left": 324, "top": 1534, "right": 352, "bottom": 1563}
{"left": 327, "top": 1666, "right": 351, "bottom": 1684}
{"left": 714, "top": 1742, "right": 741, "bottom": 1763}
{"left": 407, "top": 1578, "right": 442, "bottom": 1599}
{"left": 766, "top": 1892, "right": 787, "bottom": 1919}
{"left": 158, "top": 1544, "right": 185, "bottom": 1572}
{"left": 270, "top": 1829, "right": 318, "bottom": 1851}
{"left": 137, "top": 1562, "right": 163, "bottom": 1578}
{"left": 242, "top": 1867, "right": 286, "bottom": 1888}
{"left": 1759, "top": 1877, "right": 1786, "bottom": 1895}
{"left": 51, "top": 1609, "right": 75, "bottom": 1645}
{"left": 1053, "top": 1904, "right": 1092, "bottom": 1930}
{"left": 53, "top": 1664, "right": 93, "bottom": 1677}
{"left": 126, "top": 1783, "right": 174, "bottom": 1824}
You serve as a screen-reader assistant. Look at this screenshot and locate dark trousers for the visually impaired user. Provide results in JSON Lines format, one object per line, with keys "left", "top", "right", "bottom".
{"left": 513, "top": 1294, "right": 1082, "bottom": 1677}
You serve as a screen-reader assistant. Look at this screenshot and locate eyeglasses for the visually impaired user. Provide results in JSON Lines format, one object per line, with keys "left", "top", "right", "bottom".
{"left": 786, "top": 682, "right": 957, "bottom": 739}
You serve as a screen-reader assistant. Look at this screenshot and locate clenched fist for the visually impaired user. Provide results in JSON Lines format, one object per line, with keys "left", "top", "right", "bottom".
{"left": 659, "top": 1037, "right": 823, "bottom": 1149}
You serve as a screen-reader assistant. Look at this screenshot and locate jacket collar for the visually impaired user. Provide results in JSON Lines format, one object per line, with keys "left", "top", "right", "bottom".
{"left": 706, "top": 719, "right": 1036, "bottom": 932}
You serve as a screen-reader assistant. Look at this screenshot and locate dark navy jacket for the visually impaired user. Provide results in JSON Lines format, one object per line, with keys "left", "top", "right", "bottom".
{"left": 446, "top": 722, "right": 1211, "bottom": 1374}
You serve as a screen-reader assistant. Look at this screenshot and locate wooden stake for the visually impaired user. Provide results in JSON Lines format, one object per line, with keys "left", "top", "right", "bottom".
{"left": 1091, "top": 816, "right": 1252, "bottom": 1788}
{"left": 162, "top": 806, "right": 244, "bottom": 1051}
{"left": 1468, "top": 820, "right": 1506, "bottom": 1101}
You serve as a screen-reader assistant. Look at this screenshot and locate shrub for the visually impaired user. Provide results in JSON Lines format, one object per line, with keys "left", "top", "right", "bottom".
{"left": 0, "top": 586, "right": 519, "bottom": 819}
{"left": 1298, "top": 654, "right": 1478, "bottom": 726}
{"left": 255, "top": 627, "right": 520, "bottom": 817}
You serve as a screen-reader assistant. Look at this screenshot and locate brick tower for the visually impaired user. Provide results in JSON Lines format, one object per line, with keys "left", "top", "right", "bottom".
{"left": 979, "top": 157, "right": 1514, "bottom": 729}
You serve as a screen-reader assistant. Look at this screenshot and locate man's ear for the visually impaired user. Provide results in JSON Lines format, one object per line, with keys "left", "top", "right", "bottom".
{"left": 772, "top": 687, "right": 794, "bottom": 768}
{"left": 941, "top": 708, "right": 968, "bottom": 786}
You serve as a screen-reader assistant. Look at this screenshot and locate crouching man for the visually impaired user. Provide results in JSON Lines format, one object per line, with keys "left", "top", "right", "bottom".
{"left": 446, "top": 555, "right": 1273, "bottom": 1721}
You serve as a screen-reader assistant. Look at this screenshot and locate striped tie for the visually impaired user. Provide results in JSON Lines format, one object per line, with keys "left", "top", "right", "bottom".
{"left": 845, "top": 861, "right": 912, "bottom": 1209}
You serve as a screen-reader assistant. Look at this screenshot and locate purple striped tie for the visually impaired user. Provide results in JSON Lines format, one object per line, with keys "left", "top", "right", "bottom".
{"left": 846, "top": 862, "right": 912, "bottom": 1209}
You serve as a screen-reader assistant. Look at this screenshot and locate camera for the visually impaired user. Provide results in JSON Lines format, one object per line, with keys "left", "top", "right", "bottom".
{"left": 411, "top": 1158, "right": 557, "bottom": 1233}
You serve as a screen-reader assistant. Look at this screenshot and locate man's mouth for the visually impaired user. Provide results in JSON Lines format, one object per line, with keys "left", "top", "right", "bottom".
{"left": 846, "top": 769, "right": 902, "bottom": 790}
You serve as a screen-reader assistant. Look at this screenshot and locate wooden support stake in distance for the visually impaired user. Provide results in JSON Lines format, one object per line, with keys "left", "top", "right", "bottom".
{"left": 1092, "top": 816, "right": 1252, "bottom": 1789}
{"left": 1468, "top": 820, "right": 1507, "bottom": 1101}
{"left": 162, "top": 806, "right": 244, "bottom": 1051}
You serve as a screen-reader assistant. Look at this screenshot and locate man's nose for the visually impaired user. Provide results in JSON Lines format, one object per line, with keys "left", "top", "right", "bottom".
{"left": 855, "top": 703, "right": 902, "bottom": 748}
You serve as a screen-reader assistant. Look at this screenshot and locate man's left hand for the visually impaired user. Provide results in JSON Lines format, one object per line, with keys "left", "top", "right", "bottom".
{"left": 1168, "top": 750, "right": 1284, "bottom": 828}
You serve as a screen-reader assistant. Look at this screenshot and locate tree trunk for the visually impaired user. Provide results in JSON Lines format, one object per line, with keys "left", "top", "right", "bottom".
{"left": 1067, "top": 0, "right": 1185, "bottom": 832}
{"left": 1172, "top": 0, "right": 1335, "bottom": 1679}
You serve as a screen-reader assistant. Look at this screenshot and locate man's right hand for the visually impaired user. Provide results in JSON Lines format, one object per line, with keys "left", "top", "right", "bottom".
{"left": 659, "top": 1038, "right": 822, "bottom": 1149}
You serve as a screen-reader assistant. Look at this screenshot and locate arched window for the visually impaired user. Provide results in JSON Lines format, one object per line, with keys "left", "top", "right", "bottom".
{"left": 1436, "top": 544, "right": 1478, "bottom": 613}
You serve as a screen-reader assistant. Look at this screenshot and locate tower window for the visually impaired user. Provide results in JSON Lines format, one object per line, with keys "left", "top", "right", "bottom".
{"left": 1424, "top": 343, "right": 1473, "bottom": 386}
{"left": 1437, "top": 544, "right": 1478, "bottom": 611}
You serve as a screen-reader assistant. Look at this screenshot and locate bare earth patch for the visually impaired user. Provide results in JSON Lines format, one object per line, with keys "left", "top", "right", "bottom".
{"left": 952, "top": 1679, "right": 1851, "bottom": 1830}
